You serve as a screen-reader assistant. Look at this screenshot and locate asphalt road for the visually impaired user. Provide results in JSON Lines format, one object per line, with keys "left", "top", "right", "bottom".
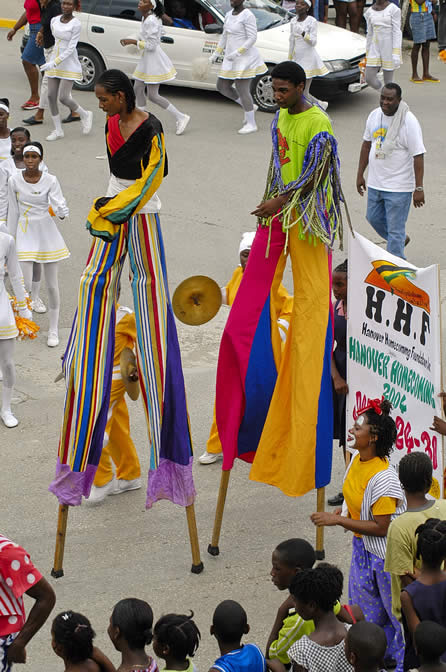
{"left": 0, "top": 27, "right": 445, "bottom": 672}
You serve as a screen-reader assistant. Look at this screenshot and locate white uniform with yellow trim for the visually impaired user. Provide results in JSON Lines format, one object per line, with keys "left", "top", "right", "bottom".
{"left": 216, "top": 9, "right": 267, "bottom": 80}
{"left": 45, "top": 15, "right": 83, "bottom": 80}
{"left": 288, "top": 16, "right": 329, "bottom": 78}
{"left": 6, "top": 171, "right": 70, "bottom": 263}
{"left": 0, "top": 232, "right": 28, "bottom": 340}
{"left": 365, "top": 3, "right": 402, "bottom": 70}
{"left": 132, "top": 14, "right": 177, "bottom": 84}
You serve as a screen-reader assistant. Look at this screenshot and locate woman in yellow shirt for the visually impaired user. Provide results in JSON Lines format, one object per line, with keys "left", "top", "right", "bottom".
{"left": 311, "top": 398, "right": 405, "bottom": 671}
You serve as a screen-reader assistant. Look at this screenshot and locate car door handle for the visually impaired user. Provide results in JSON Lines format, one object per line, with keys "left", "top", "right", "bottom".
{"left": 91, "top": 26, "right": 104, "bottom": 33}
{"left": 161, "top": 36, "right": 174, "bottom": 43}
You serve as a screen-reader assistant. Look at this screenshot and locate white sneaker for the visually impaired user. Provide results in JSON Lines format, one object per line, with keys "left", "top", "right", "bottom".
{"left": 86, "top": 478, "right": 117, "bottom": 505}
{"left": 1, "top": 410, "right": 18, "bottom": 428}
{"left": 112, "top": 477, "right": 142, "bottom": 495}
{"left": 31, "top": 297, "right": 47, "bottom": 313}
{"left": 176, "top": 114, "right": 190, "bottom": 135}
{"left": 81, "top": 110, "right": 93, "bottom": 135}
{"left": 238, "top": 123, "right": 257, "bottom": 135}
{"left": 242, "top": 104, "right": 259, "bottom": 124}
{"left": 47, "top": 331, "right": 59, "bottom": 347}
{"left": 46, "top": 129, "right": 64, "bottom": 141}
{"left": 198, "top": 451, "right": 223, "bottom": 465}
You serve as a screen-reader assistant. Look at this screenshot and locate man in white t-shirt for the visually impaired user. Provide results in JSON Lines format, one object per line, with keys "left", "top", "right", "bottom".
{"left": 356, "top": 83, "right": 425, "bottom": 259}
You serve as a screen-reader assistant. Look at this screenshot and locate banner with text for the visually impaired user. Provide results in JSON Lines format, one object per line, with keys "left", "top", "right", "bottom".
{"left": 347, "top": 232, "right": 443, "bottom": 495}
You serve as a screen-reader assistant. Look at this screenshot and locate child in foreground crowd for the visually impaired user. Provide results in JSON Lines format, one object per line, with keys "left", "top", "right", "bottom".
{"left": 287, "top": 564, "right": 354, "bottom": 672}
{"left": 51, "top": 611, "right": 115, "bottom": 672}
{"left": 209, "top": 600, "right": 266, "bottom": 672}
{"left": 411, "top": 621, "right": 446, "bottom": 672}
{"left": 108, "top": 598, "right": 158, "bottom": 672}
{"left": 153, "top": 612, "right": 200, "bottom": 672}
{"left": 345, "top": 621, "right": 387, "bottom": 672}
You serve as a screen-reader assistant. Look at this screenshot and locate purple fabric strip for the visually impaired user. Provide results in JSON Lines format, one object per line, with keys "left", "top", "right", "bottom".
{"left": 48, "top": 459, "right": 98, "bottom": 506}
{"left": 146, "top": 457, "right": 196, "bottom": 509}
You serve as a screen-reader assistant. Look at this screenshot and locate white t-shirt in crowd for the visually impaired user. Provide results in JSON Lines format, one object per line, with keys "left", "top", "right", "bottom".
{"left": 364, "top": 107, "right": 425, "bottom": 192}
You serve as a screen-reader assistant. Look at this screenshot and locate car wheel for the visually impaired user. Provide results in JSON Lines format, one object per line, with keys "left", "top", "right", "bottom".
{"left": 74, "top": 46, "right": 105, "bottom": 91}
{"left": 251, "top": 66, "right": 278, "bottom": 114}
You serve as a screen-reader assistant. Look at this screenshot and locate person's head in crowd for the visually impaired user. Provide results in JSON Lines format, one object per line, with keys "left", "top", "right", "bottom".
{"left": 51, "top": 611, "right": 96, "bottom": 666}
{"left": 398, "top": 451, "right": 433, "bottom": 497}
{"left": 332, "top": 259, "right": 347, "bottom": 304}
{"left": 271, "top": 538, "right": 316, "bottom": 591}
{"left": 170, "top": 0, "right": 187, "bottom": 18}
{"left": 10, "top": 127, "right": 31, "bottom": 159}
{"left": 345, "top": 621, "right": 387, "bottom": 672}
{"left": 350, "top": 398, "right": 396, "bottom": 461}
{"left": 0, "top": 98, "right": 10, "bottom": 134}
{"left": 61, "top": 0, "right": 81, "bottom": 18}
{"left": 271, "top": 62, "right": 306, "bottom": 109}
{"left": 289, "top": 563, "right": 343, "bottom": 622}
{"left": 96, "top": 69, "right": 136, "bottom": 116}
{"left": 138, "top": 0, "right": 165, "bottom": 19}
{"left": 380, "top": 83, "right": 402, "bottom": 117}
{"left": 295, "top": 0, "right": 311, "bottom": 19}
{"left": 23, "top": 141, "right": 44, "bottom": 174}
{"left": 108, "top": 598, "right": 154, "bottom": 653}
{"left": 211, "top": 600, "right": 249, "bottom": 650}
{"left": 153, "top": 612, "right": 201, "bottom": 668}
{"left": 415, "top": 518, "right": 446, "bottom": 570}
{"left": 414, "top": 621, "right": 446, "bottom": 669}
{"left": 239, "top": 231, "right": 255, "bottom": 271}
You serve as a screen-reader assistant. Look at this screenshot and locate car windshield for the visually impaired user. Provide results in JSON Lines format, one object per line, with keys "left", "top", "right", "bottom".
{"left": 207, "top": 0, "right": 291, "bottom": 30}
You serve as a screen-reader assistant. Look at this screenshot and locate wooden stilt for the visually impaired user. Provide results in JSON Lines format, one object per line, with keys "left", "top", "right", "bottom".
{"left": 315, "top": 487, "right": 325, "bottom": 560}
{"left": 185, "top": 502, "right": 204, "bottom": 574}
{"left": 208, "top": 469, "right": 231, "bottom": 556}
{"left": 51, "top": 504, "right": 69, "bottom": 578}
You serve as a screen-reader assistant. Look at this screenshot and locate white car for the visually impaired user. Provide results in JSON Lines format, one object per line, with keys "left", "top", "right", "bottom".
{"left": 72, "top": 0, "right": 366, "bottom": 111}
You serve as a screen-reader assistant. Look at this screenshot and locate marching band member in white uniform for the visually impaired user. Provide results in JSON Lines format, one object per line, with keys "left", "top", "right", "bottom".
{"left": 0, "top": 230, "right": 32, "bottom": 428}
{"left": 364, "top": 0, "right": 402, "bottom": 91}
{"left": 120, "top": 0, "right": 190, "bottom": 135}
{"left": 40, "top": 0, "right": 93, "bottom": 141}
{"left": 210, "top": 0, "right": 267, "bottom": 135}
{"left": 7, "top": 143, "right": 69, "bottom": 348}
{"left": 289, "top": 0, "right": 328, "bottom": 102}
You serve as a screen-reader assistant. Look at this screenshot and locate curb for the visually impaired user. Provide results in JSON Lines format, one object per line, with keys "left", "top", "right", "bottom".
{"left": 0, "top": 19, "right": 17, "bottom": 28}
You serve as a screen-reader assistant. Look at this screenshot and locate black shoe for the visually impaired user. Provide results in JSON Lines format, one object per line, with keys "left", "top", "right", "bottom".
{"left": 384, "top": 657, "right": 397, "bottom": 669}
{"left": 62, "top": 113, "right": 81, "bottom": 123}
{"left": 23, "top": 116, "right": 43, "bottom": 125}
{"left": 328, "top": 492, "right": 344, "bottom": 506}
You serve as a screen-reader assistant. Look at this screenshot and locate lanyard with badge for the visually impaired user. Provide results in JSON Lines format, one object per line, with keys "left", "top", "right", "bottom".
{"left": 375, "top": 113, "right": 386, "bottom": 160}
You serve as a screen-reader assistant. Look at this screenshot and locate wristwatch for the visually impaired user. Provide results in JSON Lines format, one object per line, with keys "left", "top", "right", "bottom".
{"left": 415, "top": 186, "right": 424, "bottom": 191}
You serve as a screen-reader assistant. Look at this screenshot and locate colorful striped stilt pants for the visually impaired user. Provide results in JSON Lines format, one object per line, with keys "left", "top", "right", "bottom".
{"left": 49, "top": 213, "right": 195, "bottom": 508}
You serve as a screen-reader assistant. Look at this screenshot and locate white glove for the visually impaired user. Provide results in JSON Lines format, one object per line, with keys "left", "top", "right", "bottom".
{"left": 209, "top": 51, "right": 219, "bottom": 64}
{"left": 19, "top": 308, "right": 32, "bottom": 320}
{"left": 392, "top": 54, "right": 401, "bottom": 68}
{"left": 225, "top": 50, "right": 239, "bottom": 61}
{"left": 40, "top": 61, "right": 55, "bottom": 72}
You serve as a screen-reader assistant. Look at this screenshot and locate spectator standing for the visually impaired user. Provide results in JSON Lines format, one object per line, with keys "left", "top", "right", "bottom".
{"left": 364, "top": 0, "right": 402, "bottom": 91}
{"left": 409, "top": 0, "right": 440, "bottom": 82}
{"left": 333, "top": 0, "right": 361, "bottom": 33}
{"left": 0, "top": 532, "right": 56, "bottom": 668}
{"left": 6, "top": 0, "right": 45, "bottom": 111}
{"left": 438, "top": 0, "right": 446, "bottom": 60}
{"left": 356, "top": 83, "right": 425, "bottom": 259}
{"left": 385, "top": 452, "right": 446, "bottom": 623}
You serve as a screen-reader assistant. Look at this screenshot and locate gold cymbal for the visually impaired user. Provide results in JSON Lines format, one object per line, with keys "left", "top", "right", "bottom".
{"left": 120, "top": 347, "right": 140, "bottom": 401}
{"left": 172, "top": 275, "right": 222, "bottom": 326}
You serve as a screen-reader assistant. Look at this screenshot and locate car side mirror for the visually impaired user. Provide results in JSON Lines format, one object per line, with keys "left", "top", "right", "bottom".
{"left": 204, "top": 23, "right": 223, "bottom": 34}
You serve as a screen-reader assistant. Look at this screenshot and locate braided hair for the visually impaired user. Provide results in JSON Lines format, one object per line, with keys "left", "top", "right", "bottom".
{"left": 415, "top": 518, "right": 446, "bottom": 568}
{"left": 152, "top": 0, "right": 166, "bottom": 19}
{"left": 398, "top": 452, "right": 432, "bottom": 494}
{"left": 154, "top": 612, "right": 201, "bottom": 660}
{"left": 362, "top": 399, "right": 396, "bottom": 459}
{"left": 111, "top": 598, "right": 154, "bottom": 650}
{"left": 96, "top": 69, "right": 136, "bottom": 113}
{"left": 52, "top": 611, "right": 95, "bottom": 663}
{"left": 289, "top": 563, "right": 343, "bottom": 612}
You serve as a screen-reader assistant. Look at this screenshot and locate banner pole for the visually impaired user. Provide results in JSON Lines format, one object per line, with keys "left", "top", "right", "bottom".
{"left": 315, "top": 487, "right": 325, "bottom": 560}
{"left": 208, "top": 469, "right": 231, "bottom": 556}
{"left": 51, "top": 504, "right": 69, "bottom": 578}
